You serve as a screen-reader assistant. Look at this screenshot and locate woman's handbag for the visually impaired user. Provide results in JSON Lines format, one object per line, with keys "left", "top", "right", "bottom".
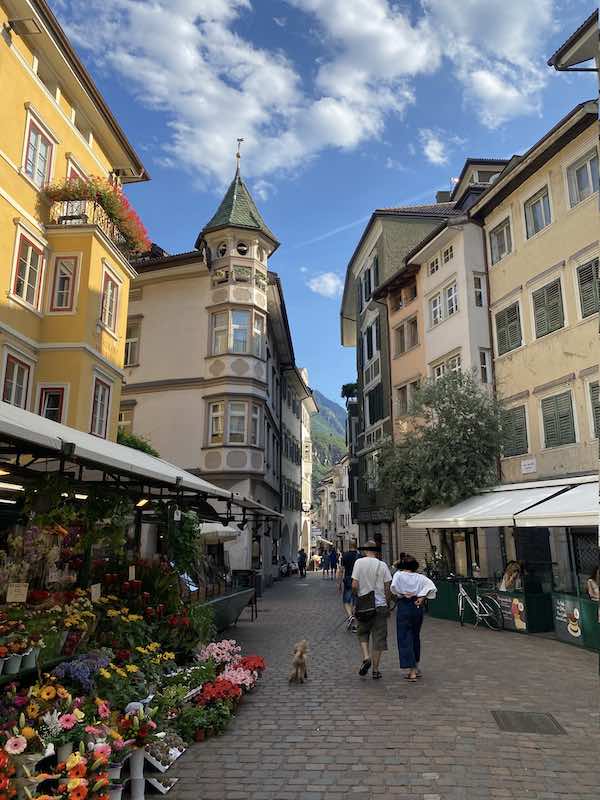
{"left": 354, "top": 562, "right": 382, "bottom": 622}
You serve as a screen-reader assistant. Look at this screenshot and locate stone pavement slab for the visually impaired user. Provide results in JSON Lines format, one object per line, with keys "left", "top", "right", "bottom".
{"left": 171, "top": 573, "right": 599, "bottom": 800}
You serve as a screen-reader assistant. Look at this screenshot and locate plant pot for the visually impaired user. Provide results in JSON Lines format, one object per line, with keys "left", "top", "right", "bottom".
{"left": 129, "top": 778, "right": 145, "bottom": 800}
{"left": 109, "top": 786, "right": 123, "bottom": 800}
{"left": 5, "top": 653, "right": 23, "bottom": 674}
{"left": 56, "top": 742, "right": 74, "bottom": 763}
{"left": 21, "top": 648, "right": 39, "bottom": 670}
{"left": 107, "top": 763, "right": 123, "bottom": 780}
{"left": 129, "top": 747, "right": 145, "bottom": 779}
{"left": 193, "top": 729, "right": 205, "bottom": 743}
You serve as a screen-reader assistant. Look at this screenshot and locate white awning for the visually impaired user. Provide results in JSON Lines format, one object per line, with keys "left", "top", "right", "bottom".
{"left": 515, "top": 481, "right": 599, "bottom": 528}
{"left": 406, "top": 484, "right": 570, "bottom": 529}
{"left": 199, "top": 522, "right": 240, "bottom": 544}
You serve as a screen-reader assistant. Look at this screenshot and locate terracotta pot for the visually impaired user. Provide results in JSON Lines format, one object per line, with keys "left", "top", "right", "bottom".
{"left": 194, "top": 729, "right": 205, "bottom": 742}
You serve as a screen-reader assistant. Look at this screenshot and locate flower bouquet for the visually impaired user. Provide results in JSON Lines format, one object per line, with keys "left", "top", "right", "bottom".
{"left": 196, "top": 640, "right": 241, "bottom": 672}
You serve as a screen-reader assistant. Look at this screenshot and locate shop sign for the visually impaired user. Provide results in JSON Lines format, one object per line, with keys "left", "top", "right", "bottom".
{"left": 520, "top": 457, "right": 537, "bottom": 475}
{"left": 552, "top": 595, "right": 584, "bottom": 646}
{"left": 6, "top": 582, "right": 28, "bottom": 603}
{"left": 357, "top": 508, "right": 394, "bottom": 523}
{"left": 496, "top": 592, "right": 527, "bottom": 632}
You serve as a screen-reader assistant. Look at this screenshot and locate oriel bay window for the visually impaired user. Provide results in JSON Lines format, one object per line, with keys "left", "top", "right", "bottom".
{"left": 101, "top": 270, "right": 119, "bottom": 332}
{"left": 208, "top": 400, "right": 263, "bottom": 446}
{"left": 210, "top": 309, "right": 266, "bottom": 357}
{"left": 208, "top": 402, "right": 225, "bottom": 445}
{"left": 39, "top": 387, "right": 64, "bottom": 423}
{"left": 13, "top": 234, "right": 44, "bottom": 308}
{"left": 2, "top": 355, "right": 30, "bottom": 409}
{"left": 90, "top": 377, "right": 111, "bottom": 438}
{"left": 50, "top": 256, "right": 77, "bottom": 311}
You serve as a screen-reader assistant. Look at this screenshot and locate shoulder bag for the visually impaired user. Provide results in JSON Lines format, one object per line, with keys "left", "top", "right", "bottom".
{"left": 355, "top": 561, "right": 382, "bottom": 622}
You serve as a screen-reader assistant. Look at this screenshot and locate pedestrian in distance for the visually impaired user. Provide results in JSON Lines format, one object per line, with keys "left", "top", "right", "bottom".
{"left": 352, "top": 540, "right": 392, "bottom": 680}
{"left": 390, "top": 555, "right": 437, "bottom": 682}
{"left": 337, "top": 540, "right": 361, "bottom": 631}
{"left": 322, "top": 549, "right": 330, "bottom": 579}
{"left": 328, "top": 548, "right": 338, "bottom": 580}
{"left": 297, "top": 548, "right": 307, "bottom": 578}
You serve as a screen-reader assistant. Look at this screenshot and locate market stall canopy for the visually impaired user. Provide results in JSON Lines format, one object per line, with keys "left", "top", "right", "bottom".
{"left": 317, "top": 536, "right": 334, "bottom": 545}
{"left": 198, "top": 522, "right": 241, "bottom": 544}
{"left": 406, "top": 481, "right": 573, "bottom": 529}
{"left": 515, "top": 480, "right": 599, "bottom": 528}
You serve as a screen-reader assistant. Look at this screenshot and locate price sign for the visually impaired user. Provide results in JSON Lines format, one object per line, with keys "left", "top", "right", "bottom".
{"left": 6, "top": 582, "right": 29, "bottom": 603}
{"left": 91, "top": 583, "right": 102, "bottom": 602}
{"left": 128, "top": 565, "right": 136, "bottom": 580}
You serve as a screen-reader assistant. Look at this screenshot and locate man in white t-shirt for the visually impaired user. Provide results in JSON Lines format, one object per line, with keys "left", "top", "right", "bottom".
{"left": 351, "top": 541, "right": 392, "bottom": 680}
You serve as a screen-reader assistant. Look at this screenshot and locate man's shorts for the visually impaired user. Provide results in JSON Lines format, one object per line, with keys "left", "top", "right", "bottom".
{"left": 357, "top": 607, "right": 389, "bottom": 651}
{"left": 343, "top": 585, "right": 354, "bottom": 605}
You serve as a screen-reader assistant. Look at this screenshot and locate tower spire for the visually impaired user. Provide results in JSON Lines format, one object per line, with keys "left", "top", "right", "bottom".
{"left": 235, "top": 137, "right": 244, "bottom": 174}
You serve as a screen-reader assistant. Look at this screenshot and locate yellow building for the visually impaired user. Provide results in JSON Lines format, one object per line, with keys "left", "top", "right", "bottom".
{"left": 471, "top": 101, "right": 599, "bottom": 482}
{"left": 0, "top": 0, "right": 147, "bottom": 438}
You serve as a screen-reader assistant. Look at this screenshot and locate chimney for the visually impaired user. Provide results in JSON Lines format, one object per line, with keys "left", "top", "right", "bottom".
{"left": 436, "top": 190, "right": 451, "bottom": 203}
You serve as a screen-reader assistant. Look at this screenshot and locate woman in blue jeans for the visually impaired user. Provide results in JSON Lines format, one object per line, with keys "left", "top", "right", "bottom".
{"left": 391, "top": 556, "right": 437, "bottom": 682}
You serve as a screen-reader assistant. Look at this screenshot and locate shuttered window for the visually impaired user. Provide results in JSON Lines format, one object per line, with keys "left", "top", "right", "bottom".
{"left": 532, "top": 279, "right": 564, "bottom": 338}
{"left": 577, "top": 258, "right": 599, "bottom": 318}
{"left": 495, "top": 302, "right": 522, "bottom": 355}
{"left": 590, "top": 381, "right": 599, "bottom": 439}
{"left": 541, "top": 391, "right": 576, "bottom": 448}
{"left": 373, "top": 255, "right": 379, "bottom": 287}
{"left": 501, "top": 406, "right": 528, "bottom": 457}
{"left": 366, "top": 383, "right": 384, "bottom": 426}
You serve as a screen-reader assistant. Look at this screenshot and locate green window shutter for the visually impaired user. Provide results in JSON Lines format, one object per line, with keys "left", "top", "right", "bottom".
{"left": 357, "top": 334, "right": 363, "bottom": 371}
{"left": 541, "top": 396, "right": 560, "bottom": 448}
{"left": 534, "top": 280, "right": 564, "bottom": 338}
{"left": 375, "top": 316, "right": 381, "bottom": 351}
{"left": 502, "top": 406, "right": 528, "bottom": 457}
{"left": 590, "top": 381, "right": 600, "bottom": 438}
{"left": 542, "top": 392, "right": 575, "bottom": 448}
{"left": 578, "top": 258, "right": 599, "bottom": 318}
{"left": 373, "top": 256, "right": 379, "bottom": 287}
{"left": 532, "top": 285, "right": 549, "bottom": 337}
{"left": 495, "top": 308, "right": 509, "bottom": 355}
{"left": 496, "top": 303, "right": 521, "bottom": 355}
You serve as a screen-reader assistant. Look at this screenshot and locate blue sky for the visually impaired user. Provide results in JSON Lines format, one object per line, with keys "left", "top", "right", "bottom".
{"left": 51, "top": 0, "right": 598, "bottom": 403}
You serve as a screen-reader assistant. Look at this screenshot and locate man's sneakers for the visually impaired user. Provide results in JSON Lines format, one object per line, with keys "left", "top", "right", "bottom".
{"left": 358, "top": 658, "right": 372, "bottom": 676}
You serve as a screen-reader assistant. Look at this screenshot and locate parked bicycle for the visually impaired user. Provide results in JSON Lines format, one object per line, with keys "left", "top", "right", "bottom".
{"left": 448, "top": 576, "right": 504, "bottom": 630}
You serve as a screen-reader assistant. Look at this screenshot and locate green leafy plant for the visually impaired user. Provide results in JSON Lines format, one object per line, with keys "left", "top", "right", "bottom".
{"left": 378, "top": 371, "right": 503, "bottom": 514}
{"left": 117, "top": 428, "right": 159, "bottom": 457}
{"left": 174, "top": 705, "right": 211, "bottom": 743}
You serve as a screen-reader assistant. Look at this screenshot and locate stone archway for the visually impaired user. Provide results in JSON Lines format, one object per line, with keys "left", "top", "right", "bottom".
{"left": 291, "top": 523, "right": 299, "bottom": 558}
{"left": 281, "top": 523, "right": 291, "bottom": 561}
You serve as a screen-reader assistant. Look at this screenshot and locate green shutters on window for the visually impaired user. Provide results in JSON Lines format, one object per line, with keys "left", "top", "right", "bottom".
{"left": 590, "top": 381, "right": 600, "bottom": 439}
{"left": 495, "top": 302, "right": 522, "bottom": 355}
{"left": 577, "top": 258, "right": 599, "bottom": 318}
{"left": 373, "top": 255, "right": 379, "bottom": 288}
{"left": 541, "top": 391, "right": 576, "bottom": 449}
{"left": 501, "top": 406, "right": 528, "bottom": 457}
{"left": 532, "top": 278, "right": 564, "bottom": 338}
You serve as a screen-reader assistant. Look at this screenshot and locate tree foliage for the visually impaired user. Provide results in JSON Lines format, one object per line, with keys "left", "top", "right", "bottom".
{"left": 378, "top": 371, "right": 503, "bottom": 514}
{"left": 117, "top": 427, "right": 159, "bottom": 457}
{"left": 341, "top": 382, "right": 358, "bottom": 400}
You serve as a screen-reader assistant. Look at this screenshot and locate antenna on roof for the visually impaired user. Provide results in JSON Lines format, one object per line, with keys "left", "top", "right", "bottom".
{"left": 236, "top": 138, "right": 244, "bottom": 173}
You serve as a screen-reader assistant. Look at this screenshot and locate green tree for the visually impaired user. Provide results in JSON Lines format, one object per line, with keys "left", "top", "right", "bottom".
{"left": 117, "top": 428, "right": 159, "bottom": 457}
{"left": 378, "top": 371, "right": 503, "bottom": 514}
{"left": 341, "top": 382, "right": 357, "bottom": 400}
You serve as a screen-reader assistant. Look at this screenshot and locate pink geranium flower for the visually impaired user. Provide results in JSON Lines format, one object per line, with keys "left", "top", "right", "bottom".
{"left": 97, "top": 702, "right": 110, "bottom": 719}
{"left": 59, "top": 713, "right": 78, "bottom": 730}
{"left": 85, "top": 725, "right": 101, "bottom": 735}
{"left": 5, "top": 735, "right": 27, "bottom": 755}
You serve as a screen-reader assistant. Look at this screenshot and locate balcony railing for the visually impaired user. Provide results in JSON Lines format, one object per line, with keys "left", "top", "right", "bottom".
{"left": 49, "top": 200, "right": 129, "bottom": 253}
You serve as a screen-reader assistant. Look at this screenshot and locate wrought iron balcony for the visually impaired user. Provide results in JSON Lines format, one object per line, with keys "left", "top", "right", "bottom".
{"left": 48, "top": 200, "right": 129, "bottom": 253}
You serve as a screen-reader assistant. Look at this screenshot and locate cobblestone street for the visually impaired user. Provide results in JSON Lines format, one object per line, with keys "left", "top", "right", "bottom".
{"left": 172, "top": 574, "right": 599, "bottom": 800}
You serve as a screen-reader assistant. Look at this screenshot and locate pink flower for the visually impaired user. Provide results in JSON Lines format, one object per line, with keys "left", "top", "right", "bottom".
{"left": 5, "top": 735, "right": 27, "bottom": 755}
{"left": 59, "top": 713, "right": 78, "bottom": 730}
{"left": 148, "top": 721, "right": 157, "bottom": 730}
{"left": 85, "top": 725, "right": 101, "bottom": 735}
{"left": 13, "top": 695, "right": 28, "bottom": 708}
{"left": 97, "top": 702, "right": 110, "bottom": 719}
{"left": 94, "top": 744, "right": 111, "bottom": 759}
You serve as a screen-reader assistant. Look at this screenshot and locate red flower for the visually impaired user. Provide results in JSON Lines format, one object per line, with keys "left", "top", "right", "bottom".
{"left": 195, "top": 678, "right": 242, "bottom": 707}
{"left": 236, "top": 656, "right": 266, "bottom": 673}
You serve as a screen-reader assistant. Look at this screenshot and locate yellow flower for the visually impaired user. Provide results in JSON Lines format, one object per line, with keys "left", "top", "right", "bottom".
{"left": 136, "top": 647, "right": 148, "bottom": 656}
{"left": 99, "top": 669, "right": 111, "bottom": 680}
{"left": 26, "top": 702, "right": 40, "bottom": 718}
{"left": 147, "top": 642, "right": 160, "bottom": 652}
{"left": 120, "top": 608, "right": 129, "bottom": 615}
{"left": 106, "top": 609, "right": 119, "bottom": 618}
{"left": 21, "top": 726, "right": 36, "bottom": 740}
{"left": 127, "top": 615, "right": 143, "bottom": 622}
{"left": 115, "top": 668, "right": 127, "bottom": 678}
{"left": 119, "top": 616, "right": 129, "bottom": 623}
{"left": 73, "top": 708, "right": 85, "bottom": 721}
{"left": 125, "top": 664, "right": 139, "bottom": 673}
{"left": 163, "top": 652, "right": 175, "bottom": 661}
{"left": 40, "top": 686, "right": 56, "bottom": 701}
{"left": 67, "top": 779, "right": 86, "bottom": 791}
{"left": 108, "top": 729, "right": 121, "bottom": 740}
{"left": 57, "top": 687, "right": 70, "bottom": 700}
{"left": 66, "top": 752, "right": 83, "bottom": 770}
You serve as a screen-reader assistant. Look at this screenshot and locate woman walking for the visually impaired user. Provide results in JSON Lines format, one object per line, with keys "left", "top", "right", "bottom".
{"left": 391, "top": 556, "right": 436, "bottom": 682}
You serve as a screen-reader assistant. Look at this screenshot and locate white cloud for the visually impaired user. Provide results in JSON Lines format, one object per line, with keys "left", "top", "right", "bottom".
{"left": 253, "top": 179, "right": 275, "bottom": 201}
{"left": 307, "top": 272, "right": 344, "bottom": 298}
{"left": 300, "top": 266, "right": 308, "bottom": 273}
{"left": 384, "top": 157, "right": 406, "bottom": 171}
{"left": 54, "top": 0, "right": 559, "bottom": 188}
{"left": 418, "top": 129, "right": 448, "bottom": 165}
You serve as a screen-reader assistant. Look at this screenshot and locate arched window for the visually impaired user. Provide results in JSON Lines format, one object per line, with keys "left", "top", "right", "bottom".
{"left": 217, "top": 242, "right": 227, "bottom": 258}
{"left": 236, "top": 241, "right": 249, "bottom": 256}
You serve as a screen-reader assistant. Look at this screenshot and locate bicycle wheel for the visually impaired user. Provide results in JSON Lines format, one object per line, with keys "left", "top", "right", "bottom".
{"left": 458, "top": 593, "right": 465, "bottom": 626}
{"left": 480, "top": 595, "right": 504, "bottom": 630}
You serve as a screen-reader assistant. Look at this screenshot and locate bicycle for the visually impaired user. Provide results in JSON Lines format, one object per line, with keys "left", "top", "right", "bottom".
{"left": 450, "top": 577, "right": 504, "bottom": 630}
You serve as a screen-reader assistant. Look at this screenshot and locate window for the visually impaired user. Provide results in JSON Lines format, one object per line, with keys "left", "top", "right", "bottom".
{"left": 567, "top": 148, "right": 599, "bottom": 207}
{"left": 395, "top": 317, "right": 418, "bottom": 355}
{"left": 50, "top": 256, "right": 77, "bottom": 311}
{"left": 433, "top": 354, "right": 461, "bottom": 380}
{"left": 252, "top": 313, "right": 265, "bottom": 357}
{"left": 479, "top": 349, "right": 491, "bottom": 384}
{"left": 211, "top": 312, "right": 228, "bottom": 355}
{"left": 489, "top": 218, "right": 512, "bottom": 264}
{"left": 124, "top": 321, "right": 140, "bottom": 366}
{"left": 231, "top": 310, "right": 250, "bottom": 353}
{"left": 395, "top": 325, "right": 406, "bottom": 356}
{"left": 2, "top": 355, "right": 30, "bottom": 408}
{"left": 101, "top": 272, "right": 119, "bottom": 331}
{"left": 443, "top": 245, "right": 454, "bottom": 264}
{"left": 407, "top": 317, "right": 418, "bottom": 348}
{"left": 13, "top": 235, "right": 44, "bottom": 308}
{"left": 406, "top": 283, "right": 417, "bottom": 302}
{"left": 228, "top": 402, "right": 247, "bottom": 444}
{"left": 428, "top": 257, "right": 439, "bottom": 276}
{"left": 430, "top": 294, "right": 442, "bottom": 326}
{"left": 446, "top": 282, "right": 458, "bottom": 316}
{"left": 396, "top": 383, "right": 418, "bottom": 416}
{"left": 24, "top": 119, "right": 52, "bottom": 187}
{"left": 577, "top": 258, "right": 599, "bottom": 318}
{"left": 39, "top": 387, "right": 64, "bottom": 422}
{"left": 250, "top": 405, "right": 261, "bottom": 446}
{"left": 391, "top": 290, "right": 403, "bottom": 312}
{"left": 495, "top": 302, "right": 522, "bottom": 355}
{"left": 447, "top": 354, "right": 461, "bottom": 373}
{"left": 236, "top": 242, "right": 249, "bottom": 255}
{"left": 532, "top": 278, "right": 564, "bottom": 338}
{"left": 541, "top": 391, "right": 576, "bottom": 448}
{"left": 90, "top": 378, "right": 110, "bottom": 438}
{"left": 118, "top": 406, "right": 134, "bottom": 431}
{"left": 362, "top": 268, "right": 372, "bottom": 303}
{"left": 524, "top": 186, "right": 551, "bottom": 238}
{"left": 501, "top": 406, "right": 528, "bottom": 457}
{"left": 209, "top": 402, "right": 224, "bottom": 445}
{"left": 473, "top": 275, "right": 485, "bottom": 308}
{"left": 211, "top": 310, "right": 265, "bottom": 356}
{"left": 590, "top": 382, "right": 599, "bottom": 438}
{"left": 365, "top": 383, "right": 384, "bottom": 427}
{"left": 217, "top": 242, "right": 227, "bottom": 257}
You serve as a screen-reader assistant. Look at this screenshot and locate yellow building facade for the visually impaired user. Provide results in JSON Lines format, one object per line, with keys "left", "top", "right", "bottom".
{"left": 471, "top": 101, "right": 599, "bottom": 482}
{"left": 0, "top": 0, "right": 147, "bottom": 438}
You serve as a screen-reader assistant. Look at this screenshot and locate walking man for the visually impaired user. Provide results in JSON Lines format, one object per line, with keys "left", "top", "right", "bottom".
{"left": 322, "top": 549, "right": 330, "bottom": 579}
{"left": 297, "top": 548, "right": 307, "bottom": 578}
{"left": 351, "top": 541, "right": 392, "bottom": 680}
{"left": 328, "top": 548, "right": 338, "bottom": 580}
{"left": 337, "top": 540, "right": 360, "bottom": 630}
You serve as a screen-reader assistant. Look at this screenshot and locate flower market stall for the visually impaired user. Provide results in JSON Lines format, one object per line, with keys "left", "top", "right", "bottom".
{"left": 0, "top": 404, "right": 271, "bottom": 799}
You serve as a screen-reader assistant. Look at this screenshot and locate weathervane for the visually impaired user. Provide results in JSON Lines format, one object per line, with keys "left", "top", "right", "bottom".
{"left": 236, "top": 138, "right": 244, "bottom": 171}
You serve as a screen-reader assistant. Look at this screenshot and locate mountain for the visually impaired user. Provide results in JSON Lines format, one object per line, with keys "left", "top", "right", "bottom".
{"left": 310, "top": 391, "right": 347, "bottom": 492}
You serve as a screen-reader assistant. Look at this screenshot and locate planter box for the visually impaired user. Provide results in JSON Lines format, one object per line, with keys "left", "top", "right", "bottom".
{"left": 144, "top": 749, "right": 185, "bottom": 774}
{"left": 146, "top": 777, "right": 178, "bottom": 794}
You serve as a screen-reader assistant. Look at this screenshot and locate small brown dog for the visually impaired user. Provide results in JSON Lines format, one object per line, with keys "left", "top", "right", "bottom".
{"left": 289, "top": 639, "right": 308, "bottom": 684}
